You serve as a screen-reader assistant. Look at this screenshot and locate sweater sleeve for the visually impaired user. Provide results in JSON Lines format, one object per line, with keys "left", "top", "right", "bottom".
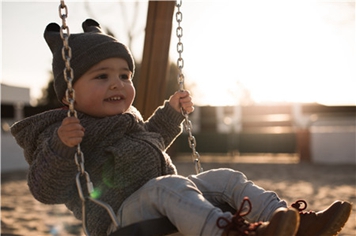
{"left": 27, "top": 128, "right": 79, "bottom": 204}
{"left": 144, "top": 101, "right": 185, "bottom": 149}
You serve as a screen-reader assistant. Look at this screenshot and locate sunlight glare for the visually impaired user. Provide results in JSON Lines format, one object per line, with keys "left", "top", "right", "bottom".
{"left": 179, "top": 1, "right": 355, "bottom": 106}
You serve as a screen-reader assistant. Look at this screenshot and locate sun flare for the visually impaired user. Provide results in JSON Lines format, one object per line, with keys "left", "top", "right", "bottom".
{"left": 176, "top": 1, "right": 355, "bottom": 106}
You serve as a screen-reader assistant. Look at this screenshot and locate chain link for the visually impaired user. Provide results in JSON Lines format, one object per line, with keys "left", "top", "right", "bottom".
{"left": 58, "top": 2, "right": 119, "bottom": 235}
{"left": 175, "top": 0, "right": 184, "bottom": 92}
{"left": 58, "top": 0, "right": 84, "bottom": 175}
{"left": 59, "top": 2, "right": 76, "bottom": 118}
{"left": 175, "top": 0, "right": 203, "bottom": 174}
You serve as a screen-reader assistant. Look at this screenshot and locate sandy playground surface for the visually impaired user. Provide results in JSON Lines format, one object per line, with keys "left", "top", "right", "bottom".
{"left": 1, "top": 154, "right": 355, "bottom": 236}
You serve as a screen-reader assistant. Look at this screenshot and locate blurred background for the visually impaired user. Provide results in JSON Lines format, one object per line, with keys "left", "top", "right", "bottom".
{"left": 1, "top": 1, "right": 355, "bottom": 171}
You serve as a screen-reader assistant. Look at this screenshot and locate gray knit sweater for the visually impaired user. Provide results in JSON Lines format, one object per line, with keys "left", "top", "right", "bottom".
{"left": 11, "top": 102, "right": 183, "bottom": 235}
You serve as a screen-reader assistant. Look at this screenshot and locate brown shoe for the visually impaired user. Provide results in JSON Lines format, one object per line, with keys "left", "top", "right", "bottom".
{"left": 291, "top": 200, "right": 352, "bottom": 236}
{"left": 217, "top": 197, "right": 299, "bottom": 236}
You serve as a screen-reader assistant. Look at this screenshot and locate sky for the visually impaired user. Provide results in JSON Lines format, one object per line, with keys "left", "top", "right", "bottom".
{"left": 1, "top": 0, "right": 355, "bottom": 106}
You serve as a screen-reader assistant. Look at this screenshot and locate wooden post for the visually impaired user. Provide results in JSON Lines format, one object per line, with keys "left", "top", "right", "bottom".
{"left": 297, "top": 128, "right": 311, "bottom": 162}
{"left": 134, "top": 1, "right": 176, "bottom": 119}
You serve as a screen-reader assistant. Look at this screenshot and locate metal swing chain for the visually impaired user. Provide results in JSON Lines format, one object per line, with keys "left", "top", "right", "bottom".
{"left": 57, "top": 1, "right": 200, "bottom": 234}
{"left": 176, "top": 0, "right": 203, "bottom": 174}
{"left": 58, "top": 2, "right": 119, "bottom": 235}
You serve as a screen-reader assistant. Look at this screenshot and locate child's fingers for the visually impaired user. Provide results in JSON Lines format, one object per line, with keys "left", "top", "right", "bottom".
{"left": 58, "top": 117, "right": 85, "bottom": 147}
{"left": 65, "top": 136, "right": 84, "bottom": 147}
{"left": 61, "top": 117, "right": 85, "bottom": 131}
{"left": 62, "top": 116, "right": 80, "bottom": 125}
{"left": 180, "top": 93, "right": 194, "bottom": 114}
{"left": 178, "top": 90, "right": 190, "bottom": 99}
{"left": 169, "top": 90, "right": 194, "bottom": 113}
{"left": 182, "top": 102, "right": 194, "bottom": 113}
{"left": 58, "top": 129, "right": 84, "bottom": 147}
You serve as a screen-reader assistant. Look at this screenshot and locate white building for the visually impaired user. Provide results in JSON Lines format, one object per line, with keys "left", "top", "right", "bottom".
{"left": 1, "top": 83, "right": 31, "bottom": 173}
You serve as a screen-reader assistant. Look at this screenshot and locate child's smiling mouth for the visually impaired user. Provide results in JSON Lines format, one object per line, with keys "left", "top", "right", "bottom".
{"left": 105, "top": 96, "right": 124, "bottom": 102}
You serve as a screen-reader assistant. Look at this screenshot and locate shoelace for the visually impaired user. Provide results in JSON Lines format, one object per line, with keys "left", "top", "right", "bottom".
{"left": 291, "top": 200, "right": 316, "bottom": 215}
{"left": 291, "top": 200, "right": 307, "bottom": 211}
{"left": 217, "top": 197, "right": 262, "bottom": 236}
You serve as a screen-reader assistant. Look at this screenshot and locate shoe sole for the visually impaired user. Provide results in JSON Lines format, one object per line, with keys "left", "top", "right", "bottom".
{"left": 318, "top": 201, "right": 352, "bottom": 236}
{"left": 264, "top": 208, "right": 300, "bottom": 236}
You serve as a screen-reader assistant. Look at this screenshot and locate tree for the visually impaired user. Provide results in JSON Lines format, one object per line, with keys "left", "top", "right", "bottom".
{"left": 36, "top": 72, "right": 62, "bottom": 108}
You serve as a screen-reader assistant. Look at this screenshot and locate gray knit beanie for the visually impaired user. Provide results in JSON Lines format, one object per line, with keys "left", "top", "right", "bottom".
{"left": 44, "top": 19, "right": 135, "bottom": 102}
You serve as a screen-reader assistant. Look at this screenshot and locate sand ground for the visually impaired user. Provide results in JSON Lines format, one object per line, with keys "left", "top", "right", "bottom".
{"left": 1, "top": 154, "right": 355, "bottom": 235}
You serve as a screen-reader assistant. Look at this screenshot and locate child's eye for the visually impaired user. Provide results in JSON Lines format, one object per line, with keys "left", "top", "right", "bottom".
{"left": 95, "top": 74, "right": 108, "bottom": 80}
{"left": 119, "top": 74, "right": 131, "bottom": 80}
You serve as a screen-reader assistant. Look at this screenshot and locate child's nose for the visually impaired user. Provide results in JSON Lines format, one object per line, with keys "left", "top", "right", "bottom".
{"left": 110, "top": 77, "right": 124, "bottom": 89}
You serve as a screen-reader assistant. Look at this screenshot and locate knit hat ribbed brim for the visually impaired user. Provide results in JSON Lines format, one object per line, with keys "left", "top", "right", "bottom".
{"left": 44, "top": 19, "right": 135, "bottom": 103}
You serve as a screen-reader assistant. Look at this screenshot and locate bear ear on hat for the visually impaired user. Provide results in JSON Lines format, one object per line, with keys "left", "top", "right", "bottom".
{"left": 44, "top": 22, "right": 62, "bottom": 53}
{"left": 82, "top": 19, "right": 103, "bottom": 33}
{"left": 45, "top": 22, "right": 61, "bottom": 33}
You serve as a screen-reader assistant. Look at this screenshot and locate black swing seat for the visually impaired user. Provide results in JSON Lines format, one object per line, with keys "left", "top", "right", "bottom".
{"left": 109, "top": 203, "right": 236, "bottom": 236}
{"left": 109, "top": 217, "right": 178, "bottom": 236}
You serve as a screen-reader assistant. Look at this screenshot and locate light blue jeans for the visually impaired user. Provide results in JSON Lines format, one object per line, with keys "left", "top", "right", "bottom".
{"left": 108, "top": 168, "right": 287, "bottom": 235}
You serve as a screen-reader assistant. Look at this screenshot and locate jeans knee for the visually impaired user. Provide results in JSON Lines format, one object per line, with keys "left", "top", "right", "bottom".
{"left": 228, "top": 169, "right": 248, "bottom": 181}
{"left": 150, "top": 175, "right": 200, "bottom": 195}
{"left": 196, "top": 168, "right": 248, "bottom": 183}
{"left": 154, "top": 175, "right": 197, "bottom": 192}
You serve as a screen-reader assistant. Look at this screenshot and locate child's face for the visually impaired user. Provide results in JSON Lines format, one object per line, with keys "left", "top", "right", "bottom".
{"left": 70, "top": 58, "right": 135, "bottom": 117}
